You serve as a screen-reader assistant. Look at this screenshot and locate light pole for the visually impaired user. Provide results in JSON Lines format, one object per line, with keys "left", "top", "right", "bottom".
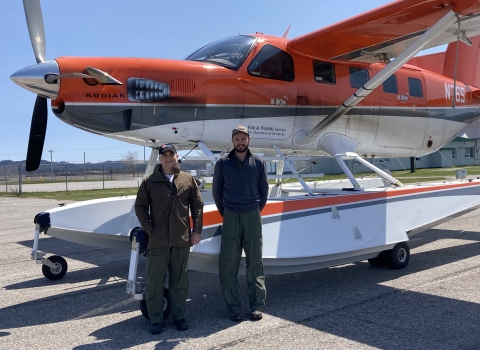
{"left": 48, "top": 149, "right": 54, "bottom": 180}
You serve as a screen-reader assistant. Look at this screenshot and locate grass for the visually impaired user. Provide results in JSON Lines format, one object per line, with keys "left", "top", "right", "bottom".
{"left": 19, "top": 178, "right": 118, "bottom": 185}
{"left": 0, "top": 188, "right": 139, "bottom": 201}
{"left": 2, "top": 165, "right": 479, "bottom": 201}
{"left": 391, "top": 165, "right": 480, "bottom": 177}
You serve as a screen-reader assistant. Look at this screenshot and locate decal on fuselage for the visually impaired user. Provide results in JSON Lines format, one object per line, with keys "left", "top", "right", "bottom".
{"left": 248, "top": 124, "right": 289, "bottom": 138}
{"left": 86, "top": 93, "right": 125, "bottom": 98}
{"left": 270, "top": 97, "right": 288, "bottom": 106}
{"left": 445, "top": 83, "right": 465, "bottom": 103}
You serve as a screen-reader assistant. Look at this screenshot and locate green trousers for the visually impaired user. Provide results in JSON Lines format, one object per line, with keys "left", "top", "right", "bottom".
{"left": 218, "top": 207, "right": 266, "bottom": 315}
{"left": 146, "top": 246, "right": 190, "bottom": 324}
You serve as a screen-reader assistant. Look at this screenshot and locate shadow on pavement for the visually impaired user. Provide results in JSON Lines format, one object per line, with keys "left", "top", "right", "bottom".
{"left": 1, "top": 227, "right": 480, "bottom": 349}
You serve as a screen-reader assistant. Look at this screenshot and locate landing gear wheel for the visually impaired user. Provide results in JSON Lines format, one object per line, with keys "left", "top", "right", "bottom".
{"left": 386, "top": 242, "right": 410, "bottom": 269}
{"left": 368, "top": 252, "right": 387, "bottom": 267}
{"left": 42, "top": 255, "right": 68, "bottom": 280}
{"left": 140, "top": 287, "right": 171, "bottom": 320}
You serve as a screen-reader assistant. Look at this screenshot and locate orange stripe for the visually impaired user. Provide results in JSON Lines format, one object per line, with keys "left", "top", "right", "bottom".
{"left": 201, "top": 181, "right": 480, "bottom": 227}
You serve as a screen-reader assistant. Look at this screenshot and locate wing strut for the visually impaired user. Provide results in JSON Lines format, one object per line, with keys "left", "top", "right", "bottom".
{"left": 452, "top": 15, "right": 461, "bottom": 109}
{"left": 293, "top": 9, "right": 459, "bottom": 147}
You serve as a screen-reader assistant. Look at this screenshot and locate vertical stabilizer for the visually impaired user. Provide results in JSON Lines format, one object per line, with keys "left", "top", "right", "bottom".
{"left": 444, "top": 35, "right": 480, "bottom": 88}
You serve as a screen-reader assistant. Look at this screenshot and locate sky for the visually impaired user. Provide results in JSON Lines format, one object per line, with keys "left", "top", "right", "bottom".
{"left": 1, "top": 0, "right": 442, "bottom": 163}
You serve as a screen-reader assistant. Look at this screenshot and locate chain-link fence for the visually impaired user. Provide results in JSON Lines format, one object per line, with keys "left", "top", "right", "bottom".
{"left": 0, "top": 161, "right": 207, "bottom": 194}
{"left": 0, "top": 154, "right": 455, "bottom": 194}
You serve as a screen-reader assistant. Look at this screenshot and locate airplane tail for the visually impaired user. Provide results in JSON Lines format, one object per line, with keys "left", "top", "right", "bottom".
{"left": 408, "top": 35, "right": 480, "bottom": 88}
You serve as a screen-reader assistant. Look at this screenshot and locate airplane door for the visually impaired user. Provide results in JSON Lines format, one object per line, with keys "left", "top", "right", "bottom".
{"left": 376, "top": 69, "right": 428, "bottom": 151}
{"left": 201, "top": 65, "right": 244, "bottom": 143}
{"left": 241, "top": 44, "right": 297, "bottom": 141}
{"left": 343, "top": 65, "right": 379, "bottom": 147}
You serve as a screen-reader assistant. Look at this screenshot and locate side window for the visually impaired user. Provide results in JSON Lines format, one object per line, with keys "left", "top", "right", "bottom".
{"left": 248, "top": 45, "right": 294, "bottom": 82}
{"left": 313, "top": 61, "right": 336, "bottom": 84}
{"left": 349, "top": 67, "right": 369, "bottom": 88}
{"left": 466, "top": 147, "right": 474, "bottom": 158}
{"left": 383, "top": 75, "right": 398, "bottom": 94}
{"left": 408, "top": 77, "right": 423, "bottom": 97}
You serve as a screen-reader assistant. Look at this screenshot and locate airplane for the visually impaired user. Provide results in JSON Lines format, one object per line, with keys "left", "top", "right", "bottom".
{"left": 11, "top": 0, "right": 480, "bottom": 175}
{"left": 11, "top": 0, "right": 480, "bottom": 317}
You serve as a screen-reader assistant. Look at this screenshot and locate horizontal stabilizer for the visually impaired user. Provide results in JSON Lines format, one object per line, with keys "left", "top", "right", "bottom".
{"left": 407, "top": 52, "right": 446, "bottom": 75}
{"left": 456, "top": 119, "right": 480, "bottom": 139}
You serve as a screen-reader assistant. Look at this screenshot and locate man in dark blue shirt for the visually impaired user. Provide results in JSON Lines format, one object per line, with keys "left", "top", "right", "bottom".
{"left": 212, "top": 125, "right": 269, "bottom": 321}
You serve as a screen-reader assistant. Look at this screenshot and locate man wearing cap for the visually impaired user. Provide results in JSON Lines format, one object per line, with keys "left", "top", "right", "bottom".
{"left": 212, "top": 125, "right": 269, "bottom": 321}
{"left": 135, "top": 143, "right": 203, "bottom": 334}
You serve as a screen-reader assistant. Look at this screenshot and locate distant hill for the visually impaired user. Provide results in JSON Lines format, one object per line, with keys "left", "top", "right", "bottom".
{"left": 0, "top": 159, "right": 134, "bottom": 174}
{"left": 0, "top": 159, "right": 203, "bottom": 174}
{"left": 0, "top": 160, "right": 115, "bottom": 165}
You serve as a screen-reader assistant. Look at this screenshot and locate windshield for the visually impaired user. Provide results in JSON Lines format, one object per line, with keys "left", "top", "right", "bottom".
{"left": 186, "top": 35, "right": 256, "bottom": 70}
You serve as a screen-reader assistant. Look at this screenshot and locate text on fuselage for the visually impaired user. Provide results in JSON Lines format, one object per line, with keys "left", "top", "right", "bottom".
{"left": 86, "top": 93, "right": 125, "bottom": 98}
{"left": 445, "top": 83, "right": 465, "bottom": 103}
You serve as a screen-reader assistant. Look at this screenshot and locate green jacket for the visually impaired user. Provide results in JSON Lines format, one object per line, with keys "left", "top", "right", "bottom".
{"left": 135, "top": 165, "right": 203, "bottom": 249}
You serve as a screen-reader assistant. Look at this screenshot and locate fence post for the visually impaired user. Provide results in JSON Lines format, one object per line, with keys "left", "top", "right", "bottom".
{"left": 18, "top": 164, "right": 23, "bottom": 195}
{"left": 102, "top": 163, "right": 105, "bottom": 190}
{"left": 65, "top": 163, "right": 68, "bottom": 191}
{"left": 4, "top": 166, "right": 7, "bottom": 192}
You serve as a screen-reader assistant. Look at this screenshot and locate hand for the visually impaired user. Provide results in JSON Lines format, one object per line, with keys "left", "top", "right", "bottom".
{"left": 191, "top": 232, "right": 202, "bottom": 245}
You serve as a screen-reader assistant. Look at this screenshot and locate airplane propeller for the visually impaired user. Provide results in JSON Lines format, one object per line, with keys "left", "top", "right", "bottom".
{"left": 26, "top": 96, "right": 48, "bottom": 172}
{"left": 23, "top": 0, "right": 48, "bottom": 172}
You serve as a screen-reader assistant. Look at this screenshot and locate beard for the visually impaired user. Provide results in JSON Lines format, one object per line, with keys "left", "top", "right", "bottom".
{"left": 234, "top": 144, "right": 248, "bottom": 153}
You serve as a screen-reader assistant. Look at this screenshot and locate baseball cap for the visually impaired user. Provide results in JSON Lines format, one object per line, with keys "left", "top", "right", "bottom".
{"left": 159, "top": 143, "right": 177, "bottom": 154}
{"left": 232, "top": 125, "right": 249, "bottom": 136}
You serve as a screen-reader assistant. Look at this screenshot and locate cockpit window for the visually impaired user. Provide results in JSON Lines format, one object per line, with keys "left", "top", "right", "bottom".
{"left": 186, "top": 35, "right": 256, "bottom": 70}
{"left": 247, "top": 45, "right": 295, "bottom": 82}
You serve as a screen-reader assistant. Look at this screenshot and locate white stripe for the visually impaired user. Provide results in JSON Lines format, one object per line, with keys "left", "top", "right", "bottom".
{"left": 66, "top": 102, "right": 480, "bottom": 110}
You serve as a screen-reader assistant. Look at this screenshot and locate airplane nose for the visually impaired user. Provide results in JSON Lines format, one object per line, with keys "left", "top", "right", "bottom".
{"left": 10, "top": 60, "right": 59, "bottom": 99}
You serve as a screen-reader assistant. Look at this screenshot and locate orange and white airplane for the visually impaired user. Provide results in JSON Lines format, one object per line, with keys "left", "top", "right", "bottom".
{"left": 15, "top": 2, "right": 480, "bottom": 315}
{"left": 11, "top": 0, "right": 480, "bottom": 177}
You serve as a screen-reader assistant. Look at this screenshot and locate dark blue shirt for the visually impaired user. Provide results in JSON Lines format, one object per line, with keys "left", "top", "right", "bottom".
{"left": 212, "top": 149, "right": 269, "bottom": 216}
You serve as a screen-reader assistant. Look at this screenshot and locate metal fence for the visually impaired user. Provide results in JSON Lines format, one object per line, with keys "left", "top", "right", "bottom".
{"left": 0, "top": 161, "right": 207, "bottom": 194}
{"left": 1, "top": 155, "right": 442, "bottom": 194}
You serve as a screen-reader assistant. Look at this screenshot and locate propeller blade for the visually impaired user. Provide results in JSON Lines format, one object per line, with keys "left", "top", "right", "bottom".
{"left": 23, "top": 0, "right": 46, "bottom": 63}
{"left": 26, "top": 96, "right": 48, "bottom": 172}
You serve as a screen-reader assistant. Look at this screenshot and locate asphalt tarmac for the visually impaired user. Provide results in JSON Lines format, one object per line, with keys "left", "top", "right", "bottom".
{"left": 1, "top": 196, "right": 480, "bottom": 349}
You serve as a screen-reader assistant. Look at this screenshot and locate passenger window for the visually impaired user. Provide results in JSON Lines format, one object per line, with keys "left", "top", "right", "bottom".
{"left": 313, "top": 61, "right": 336, "bottom": 84}
{"left": 248, "top": 45, "right": 294, "bottom": 82}
{"left": 349, "top": 67, "right": 369, "bottom": 88}
{"left": 408, "top": 77, "right": 423, "bottom": 97}
{"left": 383, "top": 75, "right": 398, "bottom": 94}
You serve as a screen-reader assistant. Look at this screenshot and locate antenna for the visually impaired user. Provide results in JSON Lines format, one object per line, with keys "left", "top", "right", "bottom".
{"left": 282, "top": 25, "right": 291, "bottom": 38}
{"left": 48, "top": 149, "right": 54, "bottom": 180}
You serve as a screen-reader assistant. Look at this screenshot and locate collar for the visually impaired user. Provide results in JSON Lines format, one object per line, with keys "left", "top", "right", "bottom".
{"left": 228, "top": 148, "right": 252, "bottom": 160}
{"left": 151, "top": 164, "right": 180, "bottom": 182}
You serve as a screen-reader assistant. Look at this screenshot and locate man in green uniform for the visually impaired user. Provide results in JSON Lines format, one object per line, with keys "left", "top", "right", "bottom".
{"left": 135, "top": 143, "right": 203, "bottom": 334}
{"left": 212, "top": 125, "right": 269, "bottom": 321}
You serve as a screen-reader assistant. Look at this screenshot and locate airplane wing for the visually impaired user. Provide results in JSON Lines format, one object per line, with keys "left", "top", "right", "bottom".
{"left": 287, "top": 0, "right": 480, "bottom": 63}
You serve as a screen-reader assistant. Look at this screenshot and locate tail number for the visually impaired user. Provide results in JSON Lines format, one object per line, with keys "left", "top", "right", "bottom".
{"left": 445, "top": 83, "right": 465, "bottom": 103}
